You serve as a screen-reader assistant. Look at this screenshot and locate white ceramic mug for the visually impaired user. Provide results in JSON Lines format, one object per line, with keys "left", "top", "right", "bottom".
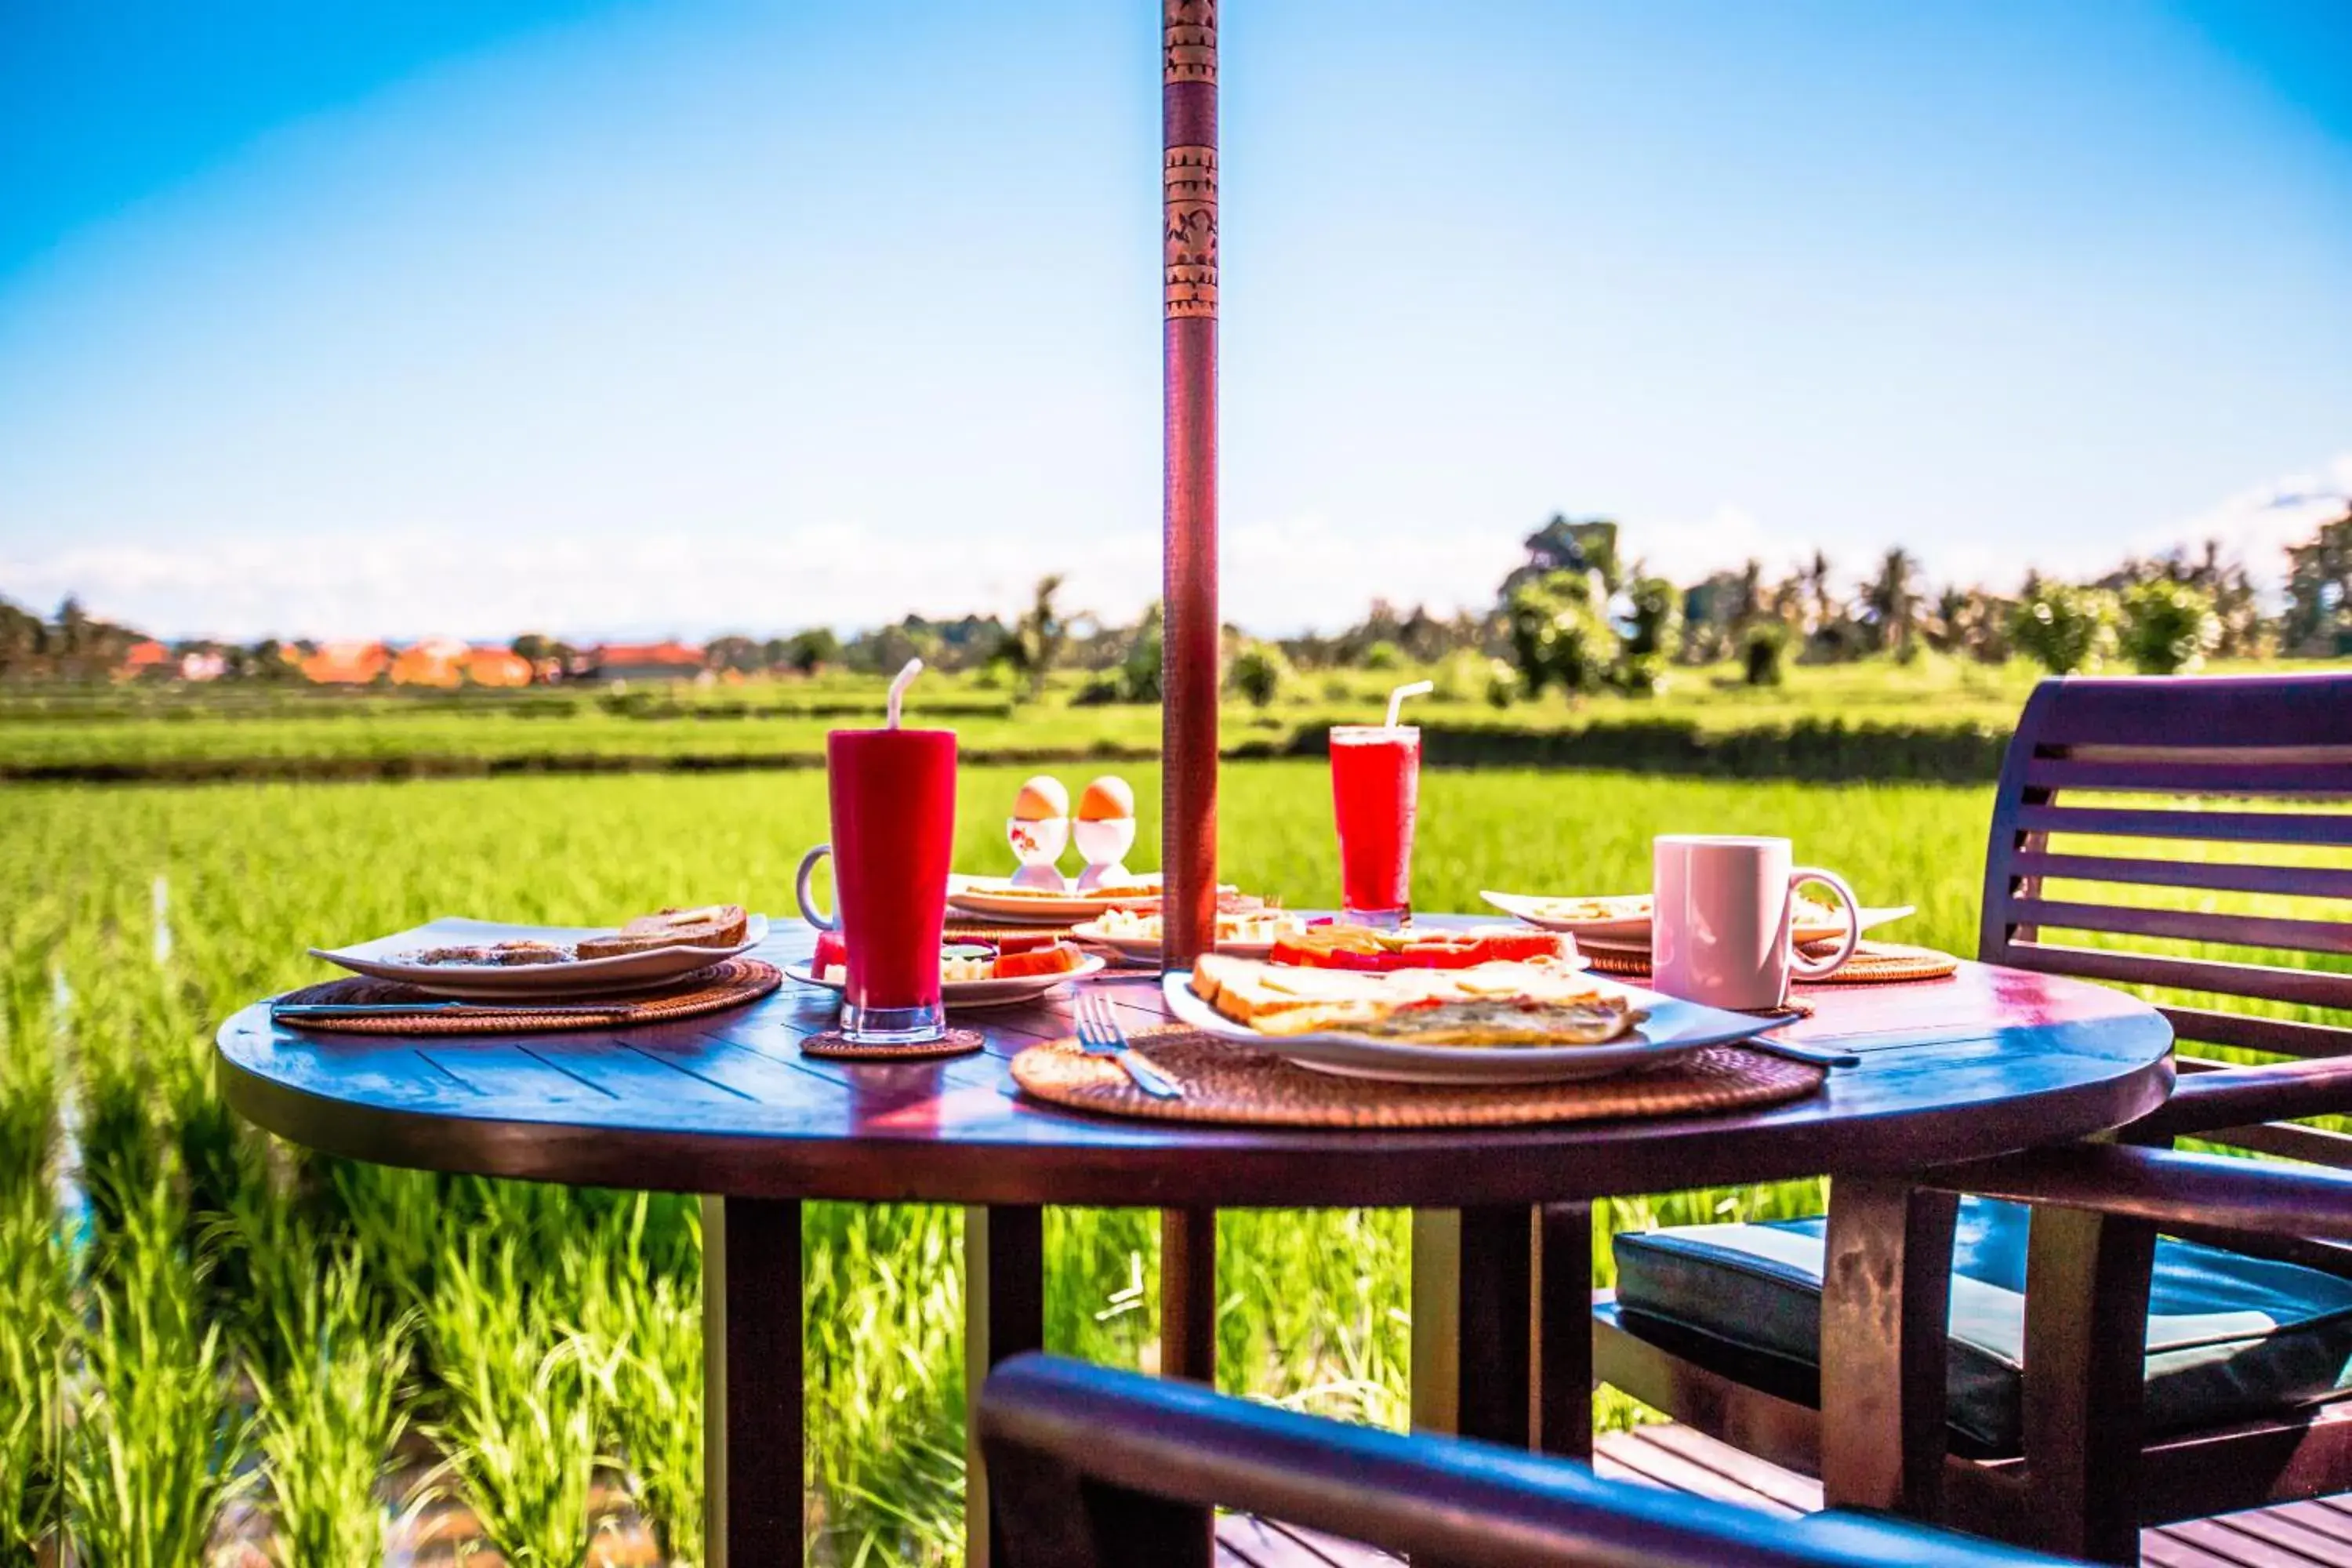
{"left": 1652, "top": 835, "right": 1862, "bottom": 1010}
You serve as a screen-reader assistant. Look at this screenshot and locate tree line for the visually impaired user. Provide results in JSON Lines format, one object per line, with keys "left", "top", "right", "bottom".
{"left": 5, "top": 504, "right": 2347, "bottom": 691}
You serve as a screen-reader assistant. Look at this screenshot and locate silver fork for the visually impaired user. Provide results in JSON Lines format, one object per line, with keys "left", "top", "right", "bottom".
{"left": 1076, "top": 993, "right": 1184, "bottom": 1100}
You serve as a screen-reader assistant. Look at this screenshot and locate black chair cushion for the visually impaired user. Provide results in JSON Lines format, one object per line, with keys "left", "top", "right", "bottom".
{"left": 1612, "top": 1197, "right": 2352, "bottom": 1455}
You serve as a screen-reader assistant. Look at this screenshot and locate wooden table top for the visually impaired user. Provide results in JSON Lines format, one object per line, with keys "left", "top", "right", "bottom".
{"left": 215, "top": 916, "right": 2174, "bottom": 1208}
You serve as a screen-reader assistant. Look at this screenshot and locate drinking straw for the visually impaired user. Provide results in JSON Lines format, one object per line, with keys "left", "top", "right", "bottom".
{"left": 887, "top": 658, "right": 924, "bottom": 729}
{"left": 1384, "top": 680, "right": 1434, "bottom": 728}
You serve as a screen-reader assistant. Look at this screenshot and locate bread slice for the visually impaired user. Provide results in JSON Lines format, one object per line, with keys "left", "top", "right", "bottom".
{"left": 575, "top": 904, "right": 749, "bottom": 960}
{"left": 1190, "top": 954, "right": 1639, "bottom": 1045}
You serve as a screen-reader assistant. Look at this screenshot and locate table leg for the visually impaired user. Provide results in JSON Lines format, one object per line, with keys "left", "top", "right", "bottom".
{"left": 1411, "top": 1207, "right": 1531, "bottom": 1447}
{"left": 965, "top": 1204, "right": 1043, "bottom": 1568}
{"left": 1820, "top": 1176, "right": 1958, "bottom": 1519}
{"left": 1534, "top": 1202, "right": 1594, "bottom": 1461}
{"left": 1157, "top": 1207, "right": 1218, "bottom": 1568}
{"left": 1160, "top": 1207, "right": 1218, "bottom": 1383}
{"left": 702, "top": 1195, "right": 802, "bottom": 1568}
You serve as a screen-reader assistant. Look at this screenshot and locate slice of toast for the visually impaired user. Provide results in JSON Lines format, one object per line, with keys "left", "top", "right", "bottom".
{"left": 575, "top": 904, "right": 748, "bottom": 960}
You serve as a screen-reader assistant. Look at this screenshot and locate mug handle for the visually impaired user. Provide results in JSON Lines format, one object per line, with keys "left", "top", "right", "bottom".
{"left": 795, "top": 844, "right": 836, "bottom": 931}
{"left": 1788, "top": 866, "right": 1863, "bottom": 981}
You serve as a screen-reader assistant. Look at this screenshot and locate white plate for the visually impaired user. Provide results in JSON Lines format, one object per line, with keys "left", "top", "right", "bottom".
{"left": 1481, "top": 891, "right": 1915, "bottom": 948}
{"left": 1162, "top": 970, "right": 1773, "bottom": 1085}
{"left": 310, "top": 915, "right": 768, "bottom": 1002}
{"left": 946, "top": 873, "right": 1242, "bottom": 925}
{"left": 946, "top": 874, "right": 1156, "bottom": 924}
{"left": 1067, "top": 919, "right": 1293, "bottom": 966}
{"left": 786, "top": 952, "right": 1106, "bottom": 1009}
{"left": 1479, "top": 891, "right": 1656, "bottom": 939}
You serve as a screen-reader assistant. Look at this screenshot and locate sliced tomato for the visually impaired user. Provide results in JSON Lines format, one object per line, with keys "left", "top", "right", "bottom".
{"left": 812, "top": 931, "right": 849, "bottom": 973}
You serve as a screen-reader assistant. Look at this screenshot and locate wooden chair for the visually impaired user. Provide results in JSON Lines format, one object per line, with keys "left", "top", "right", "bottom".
{"left": 1593, "top": 672, "right": 2352, "bottom": 1563}
{"left": 977, "top": 1352, "right": 2082, "bottom": 1567}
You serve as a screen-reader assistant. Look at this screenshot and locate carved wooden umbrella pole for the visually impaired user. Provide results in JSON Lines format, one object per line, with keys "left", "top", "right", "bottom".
{"left": 1162, "top": 0, "right": 1218, "bottom": 971}
{"left": 1156, "top": 0, "right": 1223, "bottom": 1448}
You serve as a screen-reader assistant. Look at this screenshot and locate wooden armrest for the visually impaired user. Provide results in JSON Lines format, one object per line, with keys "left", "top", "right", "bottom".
{"left": 977, "top": 1353, "right": 2074, "bottom": 1567}
{"left": 1929, "top": 1144, "right": 2352, "bottom": 1241}
{"left": 2129, "top": 1057, "right": 2352, "bottom": 1140}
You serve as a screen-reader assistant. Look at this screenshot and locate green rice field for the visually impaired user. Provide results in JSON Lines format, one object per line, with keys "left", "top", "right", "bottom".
{"left": 2, "top": 759, "right": 2342, "bottom": 1563}
{"left": 0, "top": 655, "right": 2057, "bottom": 775}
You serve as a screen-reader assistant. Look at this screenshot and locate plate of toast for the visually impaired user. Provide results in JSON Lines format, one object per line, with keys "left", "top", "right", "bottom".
{"left": 1162, "top": 954, "right": 1771, "bottom": 1083}
{"left": 310, "top": 906, "right": 764, "bottom": 1000}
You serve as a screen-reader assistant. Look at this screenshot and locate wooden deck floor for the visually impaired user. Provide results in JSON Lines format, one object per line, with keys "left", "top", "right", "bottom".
{"left": 1210, "top": 1425, "right": 2352, "bottom": 1568}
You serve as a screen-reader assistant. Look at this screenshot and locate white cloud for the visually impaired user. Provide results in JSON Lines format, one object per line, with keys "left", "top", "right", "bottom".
{"left": 15, "top": 454, "right": 2347, "bottom": 641}
{"left": 2131, "top": 452, "right": 2352, "bottom": 589}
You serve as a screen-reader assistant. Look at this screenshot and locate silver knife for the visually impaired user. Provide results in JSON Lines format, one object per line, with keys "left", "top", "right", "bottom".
{"left": 1741, "top": 1025, "right": 1861, "bottom": 1069}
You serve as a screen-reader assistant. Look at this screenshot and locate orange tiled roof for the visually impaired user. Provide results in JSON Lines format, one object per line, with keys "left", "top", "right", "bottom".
{"left": 591, "top": 641, "right": 704, "bottom": 667}
{"left": 301, "top": 641, "right": 391, "bottom": 684}
{"left": 464, "top": 647, "right": 533, "bottom": 688}
{"left": 122, "top": 640, "right": 172, "bottom": 671}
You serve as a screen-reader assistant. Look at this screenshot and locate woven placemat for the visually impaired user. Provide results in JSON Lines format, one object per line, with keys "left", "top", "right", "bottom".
{"left": 272, "top": 958, "right": 782, "bottom": 1034}
{"left": 1009, "top": 1026, "right": 1823, "bottom": 1129}
{"left": 801, "top": 1025, "right": 986, "bottom": 1062}
{"left": 1582, "top": 940, "right": 1958, "bottom": 985}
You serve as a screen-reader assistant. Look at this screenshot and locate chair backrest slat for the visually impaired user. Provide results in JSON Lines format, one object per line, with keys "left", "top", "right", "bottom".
{"left": 2203, "top": 1119, "right": 2352, "bottom": 1167}
{"left": 2007, "top": 898, "right": 2352, "bottom": 959}
{"left": 2011, "top": 671, "right": 2352, "bottom": 748}
{"left": 1984, "top": 674, "right": 2352, "bottom": 1169}
{"left": 2013, "top": 804, "right": 2352, "bottom": 848}
{"left": 2025, "top": 754, "right": 2352, "bottom": 796}
{"left": 2003, "top": 940, "right": 2352, "bottom": 1012}
{"left": 2163, "top": 1006, "right": 2352, "bottom": 1058}
{"left": 2012, "top": 851, "right": 2352, "bottom": 903}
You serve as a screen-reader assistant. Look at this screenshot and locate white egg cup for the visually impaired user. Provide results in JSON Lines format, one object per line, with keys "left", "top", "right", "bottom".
{"left": 1007, "top": 815, "right": 1072, "bottom": 891}
{"left": 1073, "top": 817, "right": 1138, "bottom": 891}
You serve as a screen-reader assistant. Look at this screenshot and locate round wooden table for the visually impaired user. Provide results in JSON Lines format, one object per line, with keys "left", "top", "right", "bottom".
{"left": 216, "top": 916, "right": 2172, "bottom": 1567}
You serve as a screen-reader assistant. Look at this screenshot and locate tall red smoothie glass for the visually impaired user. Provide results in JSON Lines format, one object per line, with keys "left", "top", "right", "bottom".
{"left": 1330, "top": 724, "right": 1420, "bottom": 927}
{"left": 793, "top": 727, "right": 957, "bottom": 1042}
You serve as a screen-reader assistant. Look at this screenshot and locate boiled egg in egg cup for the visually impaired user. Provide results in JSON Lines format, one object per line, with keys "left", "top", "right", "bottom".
{"left": 1072, "top": 775, "right": 1138, "bottom": 891}
{"left": 1006, "top": 775, "right": 1072, "bottom": 891}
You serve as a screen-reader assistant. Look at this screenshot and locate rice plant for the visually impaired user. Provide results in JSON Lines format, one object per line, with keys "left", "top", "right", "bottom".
{"left": 67, "top": 1177, "right": 255, "bottom": 1568}
{"left": 578, "top": 1193, "right": 706, "bottom": 1566}
{"left": 0, "top": 1189, "right": 70, "bottom": 1566}
{"left": 423, "top": 1232, "right": 620, "bottom": 1568}
{"left": 249, "top": 1249, "right": 412, "bottom": 1568}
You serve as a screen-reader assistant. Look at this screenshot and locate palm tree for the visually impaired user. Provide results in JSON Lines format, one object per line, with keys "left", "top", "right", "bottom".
{"left": 1931, "top": 585, "right": 1970, "bottom": 653}
{"left": 1798, "top": 550, "right": 1837, "bottom": 636}
{"left": 1731, "top": 559, "right": 1764, "bottom": 630}
{"left": 999, "top": 575, "right": 1074, "bottom": 697}
{"left": 1861, "top": 549, "right": 1923, "bottom": 655}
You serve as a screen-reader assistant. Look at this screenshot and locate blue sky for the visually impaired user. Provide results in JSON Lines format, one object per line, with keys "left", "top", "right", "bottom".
{"left": 1, "top": 0, "right": 2347, "bottom": 641}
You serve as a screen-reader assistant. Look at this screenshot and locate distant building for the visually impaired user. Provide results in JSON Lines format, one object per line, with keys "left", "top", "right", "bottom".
{"left": 390, "top": 638, "right": 470, "bottom": 688}
{"left": 119, "top": 641, "right": 172, "bottom": 680}
{"left": 179, "top": 650, "right": 227, "bottom": 682}
{"left": 301, "top": 641, "right": 392, "bottom": 684}
{"left": 585, "top": 641, "right": 706, "bottom": 684}
{"left": 464, "top": 646, "right": 534, "bottom": 688}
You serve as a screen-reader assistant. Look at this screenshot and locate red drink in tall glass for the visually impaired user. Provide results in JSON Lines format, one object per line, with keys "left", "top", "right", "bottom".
{"left": 827, "top": 727, "right": 957, "bottom": 1041}
{"left": 1330, "top": 724, "right": 1420, "bottom": 926}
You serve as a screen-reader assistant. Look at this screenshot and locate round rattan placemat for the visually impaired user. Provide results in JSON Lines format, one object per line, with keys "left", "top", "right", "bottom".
{"left": 800, "top": 1026, "right": 987, "bottom": 1062}
{"left": 1009, "top": 1026, "right": 1824, "bottom": 1129}
{"left": 272, "top": 958, "right": 782, "bottom": 1034}
{"left": 1582, "top": 941, "right": 1958, "bottom": 985}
